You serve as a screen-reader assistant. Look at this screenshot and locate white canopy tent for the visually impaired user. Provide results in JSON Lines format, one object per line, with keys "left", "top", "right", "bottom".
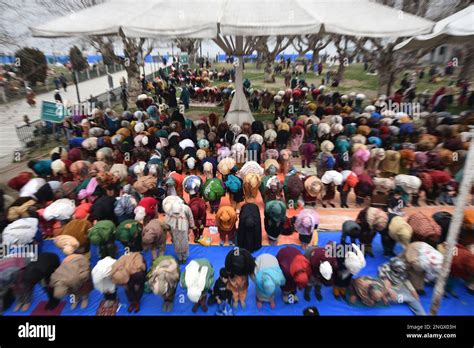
{"left": 31, "top": 0, "right": 434, "bottom": 125}
{"left": 394, "top": 5, "right": 474, "bottom": 51}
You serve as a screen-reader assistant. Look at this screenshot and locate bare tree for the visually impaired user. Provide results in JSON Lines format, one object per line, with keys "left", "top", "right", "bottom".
{"left": 90, "top": 31, "right": 155, "bottom": 105}
{"left": 174, "top": 38, "right": 200, "bottom": 66}
{"left": 292, "top": 34, "right": 331, "bottom": 65}
{"left": 332, "top": 35, "right": 367, "bottom": 82}
{"left": 366, "top": 0, "right": 472, "bottom": 95}
{"left": 32, "top": 0, "right": 158, "bottom": 104}
{"left": 254, "top": 36, "right": 294, "bottom": 70}
{"left": 0, "top": 0, "right": 43, "bottom": 49}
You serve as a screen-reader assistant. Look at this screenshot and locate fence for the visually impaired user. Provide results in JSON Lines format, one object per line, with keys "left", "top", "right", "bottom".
{"left": 1, "top": 63, "right": 125, "bottom": 104}
{"left": 15, "top": 119, "right": 48, "bottom": 148}
{"left": 14, "top": 71, "right": 157, "bottom": 152}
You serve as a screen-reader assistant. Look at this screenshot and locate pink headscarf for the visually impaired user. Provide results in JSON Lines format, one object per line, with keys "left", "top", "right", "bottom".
{"left": 78, "top": 178, "right": 98, "bottom": 201}
{"left": 352, "top": 148, "right": 370, "bottom": 175}
{"left": 294, "top": 209, "right": 320, "bottom": 236}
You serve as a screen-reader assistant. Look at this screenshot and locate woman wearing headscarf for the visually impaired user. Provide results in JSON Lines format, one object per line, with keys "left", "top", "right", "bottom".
{"left": 264, "top": 200, "right": 287, "bottom": 246}
{"left": 243, "top": 173, "right": 261, "bottom": 204}
{"left": 332, "top": 243, "right": 366, "bottom": 299}
{"left": 251, "top": 254, "right": 286, "bottom": 309}
{"left": 341, "top": 220, "right": 361, "bottom": 245}
{"left": 371, "top": 177, "right": 394, "bottom": 211}
{"left": 395, "top": 174, "right": 422, "bottom": 207}
{"left": 428, "top": 169, "right": 453, "bottom": 205}
{"left": 236, "top": 203, "right": 262, "bottom": 252}
{"left": 201, "top": 176, "right": 225, "bottom": 214}
{"left": 399, "top": 148, "right": 416, "bottom": 174}
{"left": 162, "top": 196, "right": 195, "bottom": 264}
{"left": 276, "top": 246, "right": 311, "bottom": 304}
{"left": 92, "top": 256, "right": 118, "bottom": 315}
{"left": 261, "top": 159, "right": 279, "bottom": 198}
{"left": 180, "top": 258, "right": 214, "bottom": 313}
{"left": 338, "top": 170, "right": 358, "bottom": 208}
{"left": 111, "top": 252, "right": 146, "bottom": 313}
{"left": 407, "top": 212, "right": 442, "bottom": 246}
{"left": 223, "top": 170, "right": 244, "bottom": 212}
{"left": 378, "top": 257, "right": 426, "bottom": 315}
{"left": 90, "top": 194, "right": 117, "bottom": 224}
{"left": 356, "top": 207, "right": 389, "bottom": 257}
{"left": 13, "top": 253, "right": 60, "bottom": 312}
{"left": 300, "top": 142, "right": 317, "bottom": 168}
{"left": 148, "top": 256, "right": 180, "bottom": 312}
{"left": 351, "top": 147, "right": 370, "bottom": 176}
{"left": 0, "top": 257, "right": 29, "bottom": 314}
{"left": 294, "top": 209, "right": 320, "bottom": 250}
{"left": 224, "top": 248, "right": 255, "bottom": 309}
{"left": 289, "top": 125, "right": 304, "bottom": 157}
{"left": 401, "top": 241, "right": 443, "bottom": 295}
{"left": 432, "top": 211, "right": 452, "bottom": 244}
{"left": 142, "top": 219, "right": 168, "bottom": 259}
{"left": 216, "top": 206, "right": 238, "bottom": 246}
{"left": 303, "top": 175, "right": 323, "bottom": 207}
{"left": 49, "top": 254, "right": 92, "bottom": 310}
{"left": 381, "top": 150, "right": 401, "bottom": 177}
{"left": 284, "top": 169, "right": 304, "bottom": 209}
{"left": 367, "top": 148, "right": 386, "bottom": 176}
{"left": 114, "top": 185, "right": 137, "bottom": 223}
{"left": 317, "top": 140, "right": 336, "bottom": 179}
{"left": 354, "top": 173, "right": 375, "bottom": 206}
{"left": 320, "top": 170, "right": 342, "bottom": 208}
{"left": 387, "top": 215, "right": 413, "bottom": 248}
{"left": 278, "top": 149, "right": 292, "bottom": 175}
{"left": 348, "top": 275, "right": 395, "bottom": 307}
{"left": 438, "top": 243, "right": 474, "bottom": 295}
{"left": 303, "top": 244, "right": 337, "bottom": 301}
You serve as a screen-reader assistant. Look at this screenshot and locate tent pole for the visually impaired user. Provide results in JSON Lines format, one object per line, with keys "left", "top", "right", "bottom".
{"left": 225, "top": 35, "right": 254, "bottom": 125}
{"left": 429, "top": 126, "right": 474, "bottom": 315}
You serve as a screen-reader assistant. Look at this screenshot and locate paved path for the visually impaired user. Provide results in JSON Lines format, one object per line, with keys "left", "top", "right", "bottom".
{"left": 0, "top": 63, "right": 159, "bottom": 169}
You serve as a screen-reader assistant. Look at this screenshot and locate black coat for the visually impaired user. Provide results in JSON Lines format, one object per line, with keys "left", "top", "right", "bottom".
{"left": 225, "top": 248, "right": 255, "bottom": 276}
{"left": 23, "top": 252, "right": 60, "bottom": 287}
{"left": 236, "top": 203, "right": 262, "bottom": 252}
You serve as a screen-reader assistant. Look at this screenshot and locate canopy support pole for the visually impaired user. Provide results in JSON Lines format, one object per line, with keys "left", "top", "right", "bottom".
{"left": 429, "top": 126, "right": 474, "bottom": 315}
{"left": 225, "top": 35, "right": 255, "bottom": 126}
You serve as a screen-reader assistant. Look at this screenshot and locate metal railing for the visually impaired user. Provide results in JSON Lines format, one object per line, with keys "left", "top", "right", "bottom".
{"left": 14, "top": 70, "right": 157, "bottom": 152}
{"left": 1, "top": 64, "right": 125, "bottom": 104}
{"left": 15, "top": 119, "right": 48, "bottom": 148}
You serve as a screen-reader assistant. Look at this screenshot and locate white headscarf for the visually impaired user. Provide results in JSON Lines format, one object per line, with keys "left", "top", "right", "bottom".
{"left": 92, "top": 257, "right": 117, "bottom": 294}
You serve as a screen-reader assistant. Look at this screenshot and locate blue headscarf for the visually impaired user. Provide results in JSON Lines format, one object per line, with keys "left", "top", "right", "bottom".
{"left": 255, "top": 267, "right": 286, "bottom": 298}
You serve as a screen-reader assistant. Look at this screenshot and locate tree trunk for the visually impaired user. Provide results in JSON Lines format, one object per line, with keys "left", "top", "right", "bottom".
{"left": 126, "top": 62, "right": 141, "bottom": 107}
{"left": 256, "top": 51, "right": 264, "bottom": 70}
{"left": 377, "top": 65, "right": 392, "bottom": 96}
{"left": 311, "top": 49, "right": 319, "bottom": 66}
{"left": 459, "top": 44, "right": 474, "bottom": 81}
{"left": 123, "top": 45, "right": 142, "bottom": 106}
{"left": 336, "top": 59, "right": 346, "bottom": 82}
{"left": 189, "top": 50, "right": 197, "bottom": 67}
{"left": 265, "top": 54, "right": 276, "bottom": 67}
{"left": 376, "top": 49, "right": 396, "bottom": 96}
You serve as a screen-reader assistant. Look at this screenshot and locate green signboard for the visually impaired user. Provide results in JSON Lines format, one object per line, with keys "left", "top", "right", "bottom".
{"left": 180, "top": 53, "right": 189, "bottom": 65}
{"left": 41, "top": 101, "right": 68, "bottom": 123}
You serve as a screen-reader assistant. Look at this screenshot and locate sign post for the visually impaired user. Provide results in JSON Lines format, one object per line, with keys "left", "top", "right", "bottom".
{"left": 41, "top": 101, "right": 68, "bottom": 123}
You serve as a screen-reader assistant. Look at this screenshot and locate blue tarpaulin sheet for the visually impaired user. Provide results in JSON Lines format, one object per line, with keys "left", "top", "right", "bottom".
{"left": 4, "top": 232, "right": 474, "bottom": 316}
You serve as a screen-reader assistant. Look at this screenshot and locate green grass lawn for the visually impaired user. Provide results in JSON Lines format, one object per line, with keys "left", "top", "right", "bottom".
{"left": 115, "top": 62, "right": 469, "bottom": 119}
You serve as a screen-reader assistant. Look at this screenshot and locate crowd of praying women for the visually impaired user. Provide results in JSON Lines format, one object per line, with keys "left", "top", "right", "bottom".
{"left": 1, "top": 79, "right": 474, "bottom": 316}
